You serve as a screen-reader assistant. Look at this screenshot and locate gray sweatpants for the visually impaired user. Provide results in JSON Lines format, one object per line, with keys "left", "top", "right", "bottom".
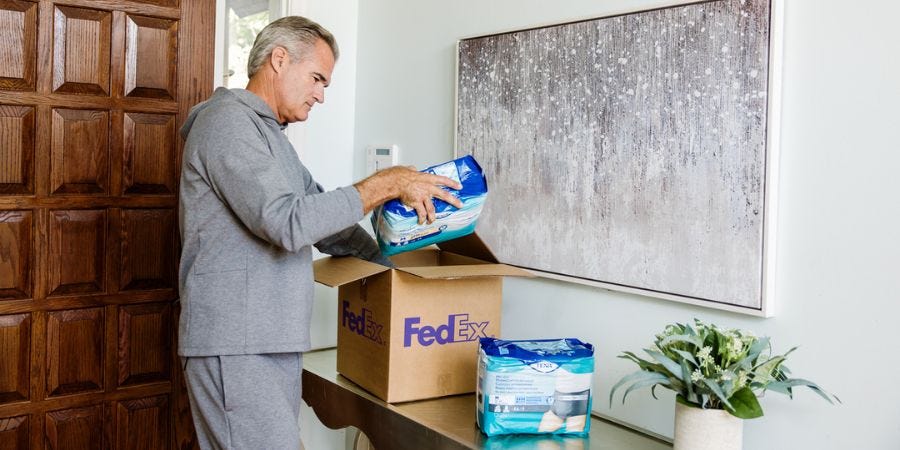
{"left": 183, "top": 353, "right": 303, "bottom": 450}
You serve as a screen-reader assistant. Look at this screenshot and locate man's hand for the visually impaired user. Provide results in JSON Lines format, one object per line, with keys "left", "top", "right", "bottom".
{"left": 354, "top": 166, "right": 463, "bottom": 224}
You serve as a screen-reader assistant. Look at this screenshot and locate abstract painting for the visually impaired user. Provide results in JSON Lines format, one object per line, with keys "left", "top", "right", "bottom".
{"left": 456, "top": 0, "right": 780, "bottom": 313}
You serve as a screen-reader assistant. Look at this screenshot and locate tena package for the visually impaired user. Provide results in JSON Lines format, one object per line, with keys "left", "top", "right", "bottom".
{"left": 477, "top": 338, "right": 595, "bottom": 436}
{"left": 372, "top": 155, "right": 487, "bottom": 256}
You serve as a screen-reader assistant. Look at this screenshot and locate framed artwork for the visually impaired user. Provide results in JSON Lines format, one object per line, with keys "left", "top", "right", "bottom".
{"left": 455, "top": 0, "right": 783, "bottom": 315}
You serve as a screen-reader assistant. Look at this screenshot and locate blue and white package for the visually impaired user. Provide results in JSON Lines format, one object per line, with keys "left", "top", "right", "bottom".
{"left": 477, "top": 338, "right": 595, "bottom": 437}
{"left": 372, "top": 155, "right": 487, "bottom": 256}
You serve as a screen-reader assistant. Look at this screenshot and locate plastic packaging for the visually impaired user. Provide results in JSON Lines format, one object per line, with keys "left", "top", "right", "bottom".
{"left": 372, "top": 155, "right": 487, "bottom": 256}
{"left": 477, "top": 338, "right": 595, "bottom": 436}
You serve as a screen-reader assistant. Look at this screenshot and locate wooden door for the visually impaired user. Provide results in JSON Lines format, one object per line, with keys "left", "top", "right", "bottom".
{"left": 0, "top": 1, "right": 213, "bottom": 448}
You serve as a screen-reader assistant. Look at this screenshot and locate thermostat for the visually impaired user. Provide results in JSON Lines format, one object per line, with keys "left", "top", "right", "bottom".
{"left": 366, "top": 145, "right": 399, "bottom": 173}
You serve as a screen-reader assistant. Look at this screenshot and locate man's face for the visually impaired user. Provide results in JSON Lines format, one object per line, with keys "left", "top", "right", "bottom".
{"left": 274, "top": 39, "right": 335, "bottom": 124}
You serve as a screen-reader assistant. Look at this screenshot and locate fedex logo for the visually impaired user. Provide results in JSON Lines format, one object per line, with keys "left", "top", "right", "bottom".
{"left": 403, "top": 314, "right": 490, "bottom": 347}
{"left": 342, "top": 301, "right": 384, "bottom": 345}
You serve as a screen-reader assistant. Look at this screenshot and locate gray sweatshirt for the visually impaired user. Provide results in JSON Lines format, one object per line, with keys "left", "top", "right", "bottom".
{"left": 178, "top": 87, "right": 387, "bottom": 356}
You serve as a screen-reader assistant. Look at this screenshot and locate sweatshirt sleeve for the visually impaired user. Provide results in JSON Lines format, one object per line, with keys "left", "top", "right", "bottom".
{"left": 189, "top": 104, "right": 364, "bottom": 252}
{"left": 314, "top": 224, "right": 393, "bottom": 267}
{"left": 310, "top": 183, "right": 394, "bottom": 267}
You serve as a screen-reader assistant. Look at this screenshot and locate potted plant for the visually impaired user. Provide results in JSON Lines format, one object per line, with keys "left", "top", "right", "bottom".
{"left": 609, "top": 319, "right": 839, "bottom": 450}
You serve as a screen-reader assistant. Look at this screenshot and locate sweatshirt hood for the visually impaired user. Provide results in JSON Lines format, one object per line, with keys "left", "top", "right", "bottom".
{"left": 180, "top": 87, "right": 285, "bottom": 139}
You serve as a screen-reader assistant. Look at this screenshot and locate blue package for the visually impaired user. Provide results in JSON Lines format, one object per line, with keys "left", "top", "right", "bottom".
{"left": 372, "top": 155, "right": 487, "bottom": 256}
{"left": 477, "top": 338, "right": 595, "bottom": 437}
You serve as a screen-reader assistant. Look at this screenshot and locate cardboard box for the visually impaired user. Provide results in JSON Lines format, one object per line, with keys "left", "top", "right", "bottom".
{"left": 313, "top": 236, "right": 532, "bottom": 403}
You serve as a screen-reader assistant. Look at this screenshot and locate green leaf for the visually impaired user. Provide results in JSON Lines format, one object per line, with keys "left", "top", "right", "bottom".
{"left": 609, "top": 370, "right": 670, "bottom": 407}
{"left": 746, "top": 337, "right": 770, "bottom": 360}
{"left": 720, "top": 375, "right": 734, "bottom": 397}
{"left": 780, "top": 364, "right": 794, "bottom": 376}
{"left": 732, "top": 337, "right": 771, "bottom": 370}
{"left": 765, "top": 381, "right": 793, "bottom": 399}
{"left": 753, "top": 355, "right": 787, "bottom": 382}
{"left": 728, "top": 340, "right": 766, "bottom": 372}
{"left": 726, "top": 387, "right": 763, "bottom": 419}
{"left": 700, "top": 379, "right": 734, "bottom": 410}
{"left": 619, "top": 351, "right": 652, "bottom": 365}
{"left": 766, "top": 378, "right": 840, "bottom": 404}
{"left": 659, "top": 334, "right": 704, "bottom": 349}
{"left": 651, "top": 383, "right": 664, "bottom": 400}
{"left": 681, "top": 359, "right": 695, "bottom": 403}
{"left": 646, "top": 350, "right": 683, "bottom": 380}
{"left": 623, "top": 377, "right": 671, "bottom": 405}
{"left": 671, "top": 349, "right": 699, "bottom": 367}
{"left": 619, "top": 352, "right": 664, "bottom": 372}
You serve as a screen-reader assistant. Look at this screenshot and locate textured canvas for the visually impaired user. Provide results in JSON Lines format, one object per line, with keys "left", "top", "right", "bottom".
{"left": 456, "top": 0, "right": 774, "bottom": 309}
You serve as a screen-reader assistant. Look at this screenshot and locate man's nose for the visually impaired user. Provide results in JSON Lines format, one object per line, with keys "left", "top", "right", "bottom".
{"left": 314, "top": 86, "right": 325, "bottom": 104}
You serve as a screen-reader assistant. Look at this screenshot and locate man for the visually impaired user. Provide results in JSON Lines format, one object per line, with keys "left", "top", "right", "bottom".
{"left": 178, "top": 16, "right": 461, "bottom": 449}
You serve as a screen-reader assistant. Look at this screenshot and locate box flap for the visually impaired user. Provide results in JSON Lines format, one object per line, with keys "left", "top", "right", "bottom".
{"left": 389, "top": 248, "right": 440, "bottom": 268}
{"left": 437, "top": 233, "right": 498, "bottom": 263}
{"left": 397, "top": 263, "right": 533, "bottom": 280}
{"left": 313, "top": 256, "right": 390, "bottom": 287}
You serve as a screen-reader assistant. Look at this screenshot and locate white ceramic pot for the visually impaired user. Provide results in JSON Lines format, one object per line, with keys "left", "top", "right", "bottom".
{"left": 673, "top": 401, "right": 743, "bottom": 450}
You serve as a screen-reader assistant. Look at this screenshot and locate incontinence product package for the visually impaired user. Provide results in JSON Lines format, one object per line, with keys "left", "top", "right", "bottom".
{"left": 372, "top": 155, "right": 487, "bottom": 256}
{"left": 477, "top": 338, "right": 595, "bottom": 437}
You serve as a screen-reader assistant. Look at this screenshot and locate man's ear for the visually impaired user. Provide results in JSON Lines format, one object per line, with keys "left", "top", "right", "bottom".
{"left": 270, "top": 46, "right": 289, "bottom": 73}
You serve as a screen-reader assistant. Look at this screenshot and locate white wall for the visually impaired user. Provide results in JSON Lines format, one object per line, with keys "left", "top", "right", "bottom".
{"left": 287, "top": 0, "right": 359, "bottom": 349}
{"left": 290, "top": 1, "right": 359, "bottom": 448}
{"left": 345, "top": 0, "right": 900, "bottom": 448}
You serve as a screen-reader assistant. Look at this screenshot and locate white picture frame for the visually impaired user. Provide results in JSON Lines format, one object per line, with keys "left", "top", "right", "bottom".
{"left": 454, "top": 0, "right": 784, "bottom": 316}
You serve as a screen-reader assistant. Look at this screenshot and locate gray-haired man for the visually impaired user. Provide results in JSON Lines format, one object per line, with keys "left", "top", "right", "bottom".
{"left": 178, "top": 16, "right": 461, "bottom": 449}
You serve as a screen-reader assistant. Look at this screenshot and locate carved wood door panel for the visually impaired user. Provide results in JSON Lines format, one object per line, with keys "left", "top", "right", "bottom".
{"left": 0, "top": 1, "right": 213, "bottom": 448}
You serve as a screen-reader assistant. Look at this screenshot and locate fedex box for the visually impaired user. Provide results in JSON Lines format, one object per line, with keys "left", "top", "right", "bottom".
{"left": 313, "top": 239, "right": 531, "bottom": 403}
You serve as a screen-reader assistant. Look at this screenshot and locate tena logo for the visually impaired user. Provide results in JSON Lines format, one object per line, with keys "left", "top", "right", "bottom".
{"left": 529, "top": 360, "right": 559, "bottom": 373}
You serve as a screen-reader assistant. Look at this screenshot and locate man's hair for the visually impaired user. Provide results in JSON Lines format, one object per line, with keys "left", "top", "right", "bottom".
{"left": 247, "top": 16, "right": 339, "bottom": 78}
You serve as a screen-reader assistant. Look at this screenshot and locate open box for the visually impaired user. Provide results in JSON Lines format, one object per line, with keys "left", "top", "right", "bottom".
{"left": 313, "top": 235, "right": 532, "bottom": 403}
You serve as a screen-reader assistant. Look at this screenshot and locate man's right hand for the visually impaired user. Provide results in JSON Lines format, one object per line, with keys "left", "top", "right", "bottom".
{"left": 354, "top": 166, "right": 463, "bottom": 224}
